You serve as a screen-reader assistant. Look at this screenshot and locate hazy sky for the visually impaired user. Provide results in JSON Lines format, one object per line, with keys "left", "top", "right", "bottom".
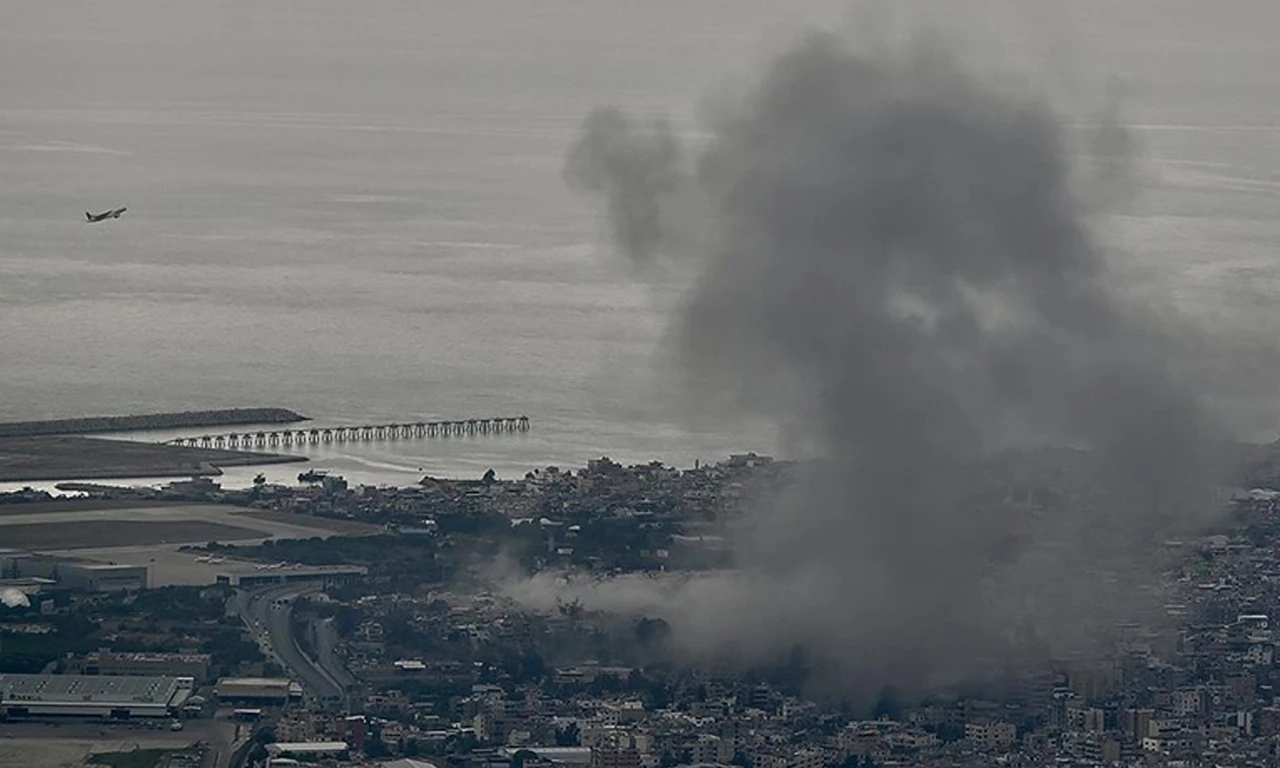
{"left": 3, "top": 0, "right": 1280, "bottom": 480}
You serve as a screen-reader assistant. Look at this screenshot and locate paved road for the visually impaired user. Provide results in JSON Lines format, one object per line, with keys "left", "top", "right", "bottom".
{"left": 314, "top": 617, "right": 357, "bottom": 690}
{"left": 234, "top": 584, "right": 346, "bottom": 704}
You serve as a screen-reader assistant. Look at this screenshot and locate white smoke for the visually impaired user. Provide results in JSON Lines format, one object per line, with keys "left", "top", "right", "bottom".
{"left": 0, "top": 588, "right": 31, "bottom": 609}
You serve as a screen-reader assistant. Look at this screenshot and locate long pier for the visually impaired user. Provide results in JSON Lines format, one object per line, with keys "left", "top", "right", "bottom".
{"left": 164, "top": 416, "right": 530, "bottom": 450}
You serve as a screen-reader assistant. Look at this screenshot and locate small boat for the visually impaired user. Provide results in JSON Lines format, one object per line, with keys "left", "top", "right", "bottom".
{"left": 297, "top": 469, "right": 328, "bottom": 483}
{"left": 253, "top": 473, "right": 267, "bottom": 485}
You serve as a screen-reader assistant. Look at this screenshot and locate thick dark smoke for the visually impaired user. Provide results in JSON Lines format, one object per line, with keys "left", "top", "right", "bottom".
{"left": 523, "top": 31, "right": 1251, "bottom": 701}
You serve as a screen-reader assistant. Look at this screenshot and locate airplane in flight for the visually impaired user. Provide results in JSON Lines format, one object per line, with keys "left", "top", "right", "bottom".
{"left": 85, "top": 206, "right": 127, "bottom": 223}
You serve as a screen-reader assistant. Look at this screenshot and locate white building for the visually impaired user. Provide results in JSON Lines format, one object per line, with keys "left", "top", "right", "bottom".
{"left": 0, "top": 674, "right": 192, "bottom": 718}
{"left": 267, "top": 742, "right": 350, "bottom": 758}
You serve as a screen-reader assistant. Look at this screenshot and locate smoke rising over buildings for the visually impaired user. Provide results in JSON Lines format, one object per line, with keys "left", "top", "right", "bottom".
{"left": 521, "top": 29, "right": 1267, "bottom": 700}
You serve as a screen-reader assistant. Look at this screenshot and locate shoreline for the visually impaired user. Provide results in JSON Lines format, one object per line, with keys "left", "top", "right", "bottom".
{"left": 0, "top": 455, "right": 309, "bottom": 483}
{"left": 0, "top": 407, "right": 307, "bottom": 438}
{"left": 0, "top": 435, "right": 307, "bottom": 483}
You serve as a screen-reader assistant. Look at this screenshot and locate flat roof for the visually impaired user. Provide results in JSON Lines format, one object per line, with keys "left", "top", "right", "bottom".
{"left": 268, "top": 742, "right": 350, "bottom": 753}
{"left": 0, "top": 674, "right": 189, "bottom": 705}
{"left": 498, "top": 747, "right": 593, "bottom": 759}
{"left": 216, "top": 677, "right": 292, "bottom": 689}
{"left": 89, "top": 651, "right": 211, "bottom": 663}
{"left": 217, "top": 565, "right": 367, "bottom": 577}
{"left": 63, "top": 563, "right": 146, "bottom": 572}
{"left": 218, "top": 677, "right": 290, "bottom": 684}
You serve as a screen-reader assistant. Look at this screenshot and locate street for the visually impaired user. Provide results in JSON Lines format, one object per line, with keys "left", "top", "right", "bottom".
{"left": 233, "top": 583, "right": 347, "bottom": 705}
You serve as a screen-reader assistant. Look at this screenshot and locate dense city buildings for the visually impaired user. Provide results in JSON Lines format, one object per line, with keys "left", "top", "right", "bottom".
{"left": 7, "top": 454, "right": 1280, "bottom": 767}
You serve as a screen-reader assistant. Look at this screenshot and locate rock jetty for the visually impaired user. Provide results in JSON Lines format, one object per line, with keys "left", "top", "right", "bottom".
{"left": 0, "top": 408, "right": 307, "bottom": 438}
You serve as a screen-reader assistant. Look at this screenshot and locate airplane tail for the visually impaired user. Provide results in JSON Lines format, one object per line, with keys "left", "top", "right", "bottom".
{"left": 85, "top": 212, "right": 92, "bottom": 222}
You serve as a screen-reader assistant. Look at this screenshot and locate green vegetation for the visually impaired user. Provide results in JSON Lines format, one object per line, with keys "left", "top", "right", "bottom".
{"left": 231, "top": 534, "right": 412, "bottom": 565}
{"left": 1, "top": 585, "right": 271, "bottom": 677}
{"left": 99, "top": 586, "right": 228, "bottom": 622}
{"left": 203, "top": 626, "right": 265, "bottom": 676}
{"left": 221, "top": 534, "right": 454, "bottom": 589}
{"left": 0, "top": 614, "right": 97, "bottom": 673}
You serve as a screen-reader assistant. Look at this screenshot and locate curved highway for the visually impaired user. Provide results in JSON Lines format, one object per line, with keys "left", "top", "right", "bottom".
{"left": 235, "top": 583, "right": 347, "bottom": 705}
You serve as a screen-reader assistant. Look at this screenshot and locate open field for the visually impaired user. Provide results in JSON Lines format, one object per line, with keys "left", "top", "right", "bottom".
{"left": 0, "top": 739, "right": 189, "bottom": 768}
{"left": 0, "top": 734, "right": 196, "bottom": 768}
{"left": 0, "top": 721, "right": 229, "bottom": 768}
{"left": 0, "top": 499, "right": 184, "bottom": 516}
{"left": 0, "top": 501, "right": 380, "bottom": 585}
{"left": 0, "top": 519, "right": 263, "bottom": 550}
{"left": 0, "top": 435, "right": 305, "bottom": 482}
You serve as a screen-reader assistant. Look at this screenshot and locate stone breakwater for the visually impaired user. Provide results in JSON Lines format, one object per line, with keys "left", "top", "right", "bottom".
{"left": 0, "top": 408, "right": 308, "bottom": 438}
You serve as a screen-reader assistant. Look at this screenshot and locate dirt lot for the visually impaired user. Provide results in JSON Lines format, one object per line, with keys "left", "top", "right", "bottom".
{"left": 0, "top": 502, "right": 377, "bottom": 585}
{"left": 0, "top": 435, "right": 303, "bottom": 482}
{"left": 0, "top": 722, "right": 226, "bottom": 768}
{"left": 0, "top": 519, "right": 265, "bottom": 550}
{"left": 0, "top": 499, "right": 184, "bottom": 517}
{"left": 0, "top": 734, "right": 196, "bottom": 768}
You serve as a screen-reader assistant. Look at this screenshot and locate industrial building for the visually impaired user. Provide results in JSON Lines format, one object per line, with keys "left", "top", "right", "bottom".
{"left": 0, "top": 674, "right": 193, "bottom": 719}
{"left": 214, "top": 677, "right": 303, "bottom": 703}
{"left": 58, "top": 563, "right": 147, "bottom": 591}
{"left": 214, "top": 564, "right": 366, "bottom": 588}
{"left": 0, "top": 550, "right": 63, "bottom": 582}
{"left": 72, "top": 650, "right": 212, "bottom": 682}
{"left": 266, "top": 742, "right": 350, "bottom": 759}
{"left": 0, "top": 549, "right": 147, "bottom": 592}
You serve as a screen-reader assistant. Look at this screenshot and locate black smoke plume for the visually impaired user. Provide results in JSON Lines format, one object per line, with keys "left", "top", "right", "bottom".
{"left": 526, "top": 30, "right": 1252, "bottom": 701}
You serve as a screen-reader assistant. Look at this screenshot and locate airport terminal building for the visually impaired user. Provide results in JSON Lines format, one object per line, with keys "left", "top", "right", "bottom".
{"left": 0, "top": 674, "right": 194, "bottom": 719}
{"left": 214, "top": 564, "right": 366, "bottom": 588}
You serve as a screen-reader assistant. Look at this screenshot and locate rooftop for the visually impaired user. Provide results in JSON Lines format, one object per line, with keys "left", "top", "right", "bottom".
{"left": 0, "top": 674, "right": 191, "bottom": 705}
{"left": 216, "top": 677, "right": 293, "bottom": 688}
{"left": 267, "top": 742, "right": 350, "bottom": 754}
{"left": 89, "top": 650, "right": 211, "bottom": 664}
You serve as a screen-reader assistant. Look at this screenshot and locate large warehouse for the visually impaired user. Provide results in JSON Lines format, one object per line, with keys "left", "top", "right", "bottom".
{"left": 0, "top": 550, "right": 148, "bottom": 592}
{"left": 214, "top": 677, "right": 303, "bottom": 704}
{"left": 0, "top": 674, "right": 194, "bottom": 719}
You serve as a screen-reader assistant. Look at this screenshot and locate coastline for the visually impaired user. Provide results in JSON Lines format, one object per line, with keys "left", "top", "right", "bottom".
{"left": 0, "top": 435, "right": 306, "bottom": 483}
{"left": 0, "top": 407, "right": 307, "bottom": 438}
